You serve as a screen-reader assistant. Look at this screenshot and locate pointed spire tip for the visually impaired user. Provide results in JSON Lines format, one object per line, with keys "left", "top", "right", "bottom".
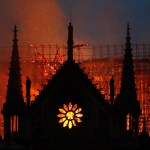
{"left": 13, "top": 25, "right": 18, "bottom": 33}
{"left": 127, "top": 23, "right": 131, "bottom": 31}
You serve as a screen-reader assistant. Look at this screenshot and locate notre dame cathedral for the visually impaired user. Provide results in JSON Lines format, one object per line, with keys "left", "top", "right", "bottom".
{"left": 1, "top": 22, "right": 150, "bottom": 150}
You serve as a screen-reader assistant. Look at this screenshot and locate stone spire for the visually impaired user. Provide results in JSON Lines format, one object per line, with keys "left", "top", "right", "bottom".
{"left": 5, "top": 25, "right": 24, "bottom": 107}
{"left": 119, "top": 23, "right": 139, "bottom": 108}
{"left": 67, "top": 22, "right": 74, "bottom": 61}
{"left": 2, "top": 25, "right": 26, "bottom": 140}
{"left": 115, "top": 23, "right": 141, "bottom": 137}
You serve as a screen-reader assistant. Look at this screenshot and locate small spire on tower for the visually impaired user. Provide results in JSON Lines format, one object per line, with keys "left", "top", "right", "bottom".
{"left": 12, "top": 25, "right": 19, "bottom": 56}
{"left": 67, "top": 22, "right": 74, "bottom": 61}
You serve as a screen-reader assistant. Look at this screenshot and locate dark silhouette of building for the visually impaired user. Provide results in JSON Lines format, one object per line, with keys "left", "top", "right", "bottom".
{"left": 1, "top": 23, "right": 150, "bottom": 149}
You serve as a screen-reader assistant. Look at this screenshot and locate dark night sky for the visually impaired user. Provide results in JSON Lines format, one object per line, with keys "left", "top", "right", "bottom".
{"left": 57, "top": 0, "right": 150, "bottom": 44}
{"left": 0, "top": 0, "right": 150, "bottom": 48}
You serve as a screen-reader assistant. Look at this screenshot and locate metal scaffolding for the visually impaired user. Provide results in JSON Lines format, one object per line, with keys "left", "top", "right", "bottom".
{"left": 21, "top": 43, "right": 150, "bottom": 135}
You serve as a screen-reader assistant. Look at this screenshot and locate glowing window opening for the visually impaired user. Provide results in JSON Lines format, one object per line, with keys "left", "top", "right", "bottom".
{"left": 57, "top": 102, "right": 83, "bottom": 129}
